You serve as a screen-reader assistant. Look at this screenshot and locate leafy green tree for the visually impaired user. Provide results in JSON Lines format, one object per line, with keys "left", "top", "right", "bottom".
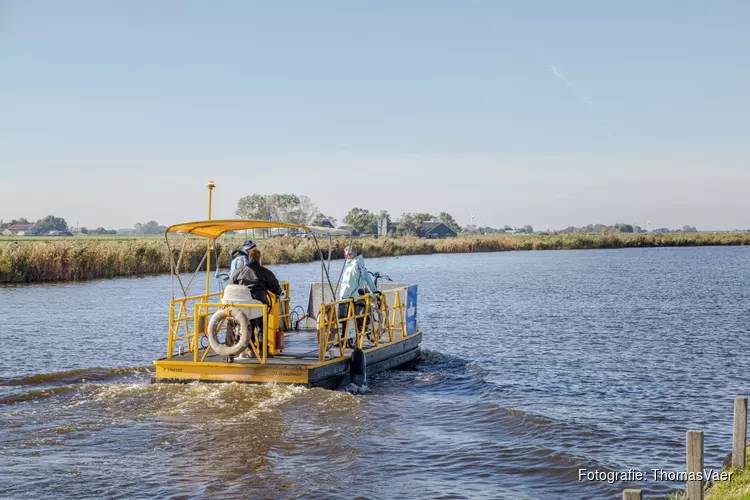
{"left": 285, "top": 195, "right": 318, "bottom": 225}
{"left": 142, "top": 220, "right": 166, "bottom": 234}
{"left": 413, "top": 213, "right": 435, "bottom": 226}
{"left": 343, "top": 208, "right": 377, "bottom": 235}
{"left": 236, "top": 194, "right": 274, "bottom": 221}
{"left": 438, "top": 212, "right": 461, "bottom": 233}
{"left": 268, "top": 194, "right": 300, "bottom": 221}
{"left": 236, "top": 193, "right": 318, "bottom": 227}
{"left": 36, "top": 215, "right": 68, "bottom": 232}
{"left": 396, "top": 213, "right": 418, "bottom": 236}
{"left": 80, "top": 227, "right": 89, "bottom": 235}
{"left": 523, "top": 225, "right": 534, "bottom": 234}
{"left": 312, "top": 213, "right": 337, "bottom": 227}
{"left": 681, "top": 225, "right": 698, "bottom": 233}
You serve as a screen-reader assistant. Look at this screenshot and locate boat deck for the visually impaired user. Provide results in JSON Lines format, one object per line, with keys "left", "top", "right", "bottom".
{"left": 153, "top": 329, "right": 423, "bottom": 388}
{"left": 166, "top": 328, "right": 357, "bottom": 365}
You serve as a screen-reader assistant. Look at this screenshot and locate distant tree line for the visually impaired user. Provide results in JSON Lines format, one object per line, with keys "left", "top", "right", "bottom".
{"left": 333, "top": 208, "right": 462, "bottom": 236}
{"left": 0, "top": 216, "right": 71, "bottom": 234}
{"left": 1, "top": 209, "right": 708, "bottom": 239}
{"left": 556, "top": 223, "right": 644, "bottom": 234}
{"left": 234, "top": 193, "right": 465, "bottom": 237}
{"left": 652, "top": 225, "right": 698, "bottom": 234}
{"left": 0, "top": 216, "right": 169, "bottom": 236}
{"left": 554, "top": 223, "right": 698, "bottom": 234}
{"left": 463, "top": 225, "right": 534, "bottom": 234}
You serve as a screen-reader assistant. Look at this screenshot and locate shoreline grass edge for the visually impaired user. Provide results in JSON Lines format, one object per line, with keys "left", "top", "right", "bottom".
{"left": 2, "top": 232, "right": 750, "bottom": 284}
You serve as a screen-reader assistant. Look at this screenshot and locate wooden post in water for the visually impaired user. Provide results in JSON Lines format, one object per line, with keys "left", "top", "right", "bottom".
{"left": 622, "top": 488, "right": 642, "bottom": 500}
{"left": 686, "top": 430, "right": 704, "bottom": 500}
{"left": 733, "top": 396, "right": 748, "bottom": 469}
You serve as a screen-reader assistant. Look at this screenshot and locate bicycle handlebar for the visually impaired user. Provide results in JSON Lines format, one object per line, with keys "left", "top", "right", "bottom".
{"left": 369, "top": 271, "right": 392, "bottom": 282}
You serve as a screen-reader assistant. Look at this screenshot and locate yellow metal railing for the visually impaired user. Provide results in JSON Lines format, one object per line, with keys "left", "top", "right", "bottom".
{"left": 278, "top": 282, "right": 291, "bottom": 331}
{"left": 168, "top": 291, "right": 222, "bottom": 358}
{"left": 167, "top": 282, "right": 291, "bottom": 362}
{"left": 168, "top": 283, "right": 413, "bottom": 365}
{"left": 317, "top": 295, "right": 372, "bottom": 361}
{"left": 316, "top": 285, "right": 410, "bottom": 363}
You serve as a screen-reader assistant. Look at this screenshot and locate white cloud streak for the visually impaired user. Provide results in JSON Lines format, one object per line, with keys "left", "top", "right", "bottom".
{"left": 549, "top": 65, "right": 592, "bottom": 104}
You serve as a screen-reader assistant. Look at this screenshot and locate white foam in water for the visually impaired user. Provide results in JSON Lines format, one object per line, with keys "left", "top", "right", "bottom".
{"left": 343, "top": 383, "right": 369, "bottom": 394}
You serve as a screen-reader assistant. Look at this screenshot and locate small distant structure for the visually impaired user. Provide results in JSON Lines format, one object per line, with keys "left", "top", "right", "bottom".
{"left": 319, "top": 219, "right": 335, "bottom": 229}
{"left": 376, "top": 218, "right": 388, "bottom": 238}
{"left": 419, "top": 221, "right": 457, "bottom": 239}
{"left": 117, "top": 228, "right": 136, "bottom": 236}
{"left": 3, "top": 224, "right": 39, "bottom": 236}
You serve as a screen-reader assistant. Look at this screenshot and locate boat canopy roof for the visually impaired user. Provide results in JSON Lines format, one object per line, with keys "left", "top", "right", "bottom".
{"left": 166, "top": 219, "right": 350, "bottom": 239}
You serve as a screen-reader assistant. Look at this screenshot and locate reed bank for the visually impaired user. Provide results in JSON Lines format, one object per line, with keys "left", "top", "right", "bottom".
{"left": 2, "top": 232, "right": 750, "bottom": 284}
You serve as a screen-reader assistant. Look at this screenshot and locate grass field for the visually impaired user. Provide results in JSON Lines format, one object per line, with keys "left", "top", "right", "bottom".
{"left": 2, "top": 232, "right": 750, "bottom": 284}
{"left": 0, "top": 234, "right": 164, "bottom": 245}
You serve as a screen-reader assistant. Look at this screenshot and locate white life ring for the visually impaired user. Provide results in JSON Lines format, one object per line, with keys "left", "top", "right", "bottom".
{"left": 207, "top": 308, "right": 249, "bottom": 357}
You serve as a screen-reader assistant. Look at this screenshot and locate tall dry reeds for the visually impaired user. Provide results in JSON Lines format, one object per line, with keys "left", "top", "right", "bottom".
{"left": 2, "top": 232, "right": 749, "bottom": 283}
{"left": 0, "top": 239, "right": 210, "bottom": 283}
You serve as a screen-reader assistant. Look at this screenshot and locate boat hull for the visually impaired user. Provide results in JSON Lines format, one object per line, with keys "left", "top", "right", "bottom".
{"left": 153, "top": 332, "right": 422, "bottom": 389}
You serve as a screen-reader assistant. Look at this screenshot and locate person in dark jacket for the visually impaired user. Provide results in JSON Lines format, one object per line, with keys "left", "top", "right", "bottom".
{"left": 231, "top": 247, "right": 282, "bottom": 342}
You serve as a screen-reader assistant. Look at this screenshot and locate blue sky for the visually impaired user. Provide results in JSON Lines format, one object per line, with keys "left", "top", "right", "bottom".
{"left": 1, "top": 1, "right": 749, "bottom": 230}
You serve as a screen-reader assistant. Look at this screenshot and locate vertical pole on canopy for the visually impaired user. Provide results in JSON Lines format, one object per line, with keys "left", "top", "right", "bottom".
{"left": 206, "top": 181, "right": 215, "bottom": 297}
{"left": 327, "top": 235, "right": 332, "bottom": 275}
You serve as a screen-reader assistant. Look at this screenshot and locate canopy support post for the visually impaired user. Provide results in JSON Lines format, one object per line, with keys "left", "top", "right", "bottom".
{"left": 205, "top": 181, "right": 215, "bottom": 298}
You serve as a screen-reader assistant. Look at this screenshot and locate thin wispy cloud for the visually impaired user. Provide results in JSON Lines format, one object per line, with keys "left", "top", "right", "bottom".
{"left": 549, "top": 65, "right": 592, "bottom": 105}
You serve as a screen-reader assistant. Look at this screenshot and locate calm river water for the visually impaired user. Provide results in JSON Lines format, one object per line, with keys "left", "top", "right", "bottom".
{"left": 1, "top": 247, "right": 749, "bottom": 499}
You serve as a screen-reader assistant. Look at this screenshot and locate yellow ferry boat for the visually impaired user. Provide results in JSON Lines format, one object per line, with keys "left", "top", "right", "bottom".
{"left": 152, "top": 182, "right": 422, "bottom": 389}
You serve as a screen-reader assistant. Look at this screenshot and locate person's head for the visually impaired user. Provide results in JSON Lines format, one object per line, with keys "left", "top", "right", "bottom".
{"left": 248, "top": 248, "right": 261, "bottom": 265}
{"left": 241, "top": 239, "right": 257, "bottom": 253}
{"left": 344, "top": 244, "right": 357, "bottom": 260}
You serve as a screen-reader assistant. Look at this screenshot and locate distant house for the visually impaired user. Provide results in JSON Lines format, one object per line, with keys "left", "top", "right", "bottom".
{"left": 117, "top": 228, "right": 136, "bottom": 236}
{"left": 320, "top": 219, "right": 335, "bottom": 228}
{"left": 3, "top": 224, "right": 39, "bottom": 236}
{"left": 419, "top": 221, "right": 457, "bottom": 239}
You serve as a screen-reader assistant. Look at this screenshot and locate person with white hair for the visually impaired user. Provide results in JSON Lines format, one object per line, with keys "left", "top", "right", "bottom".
{"left": 337, "top": 244, "right": 377, "bottom": 345}
{"left": 229, "top": 239, "right": 256, "bottom": 277}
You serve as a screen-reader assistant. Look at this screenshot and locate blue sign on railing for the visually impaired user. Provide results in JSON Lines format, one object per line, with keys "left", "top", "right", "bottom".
{"left": 406, "top": 285, "right": 418, "bottom": 335}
